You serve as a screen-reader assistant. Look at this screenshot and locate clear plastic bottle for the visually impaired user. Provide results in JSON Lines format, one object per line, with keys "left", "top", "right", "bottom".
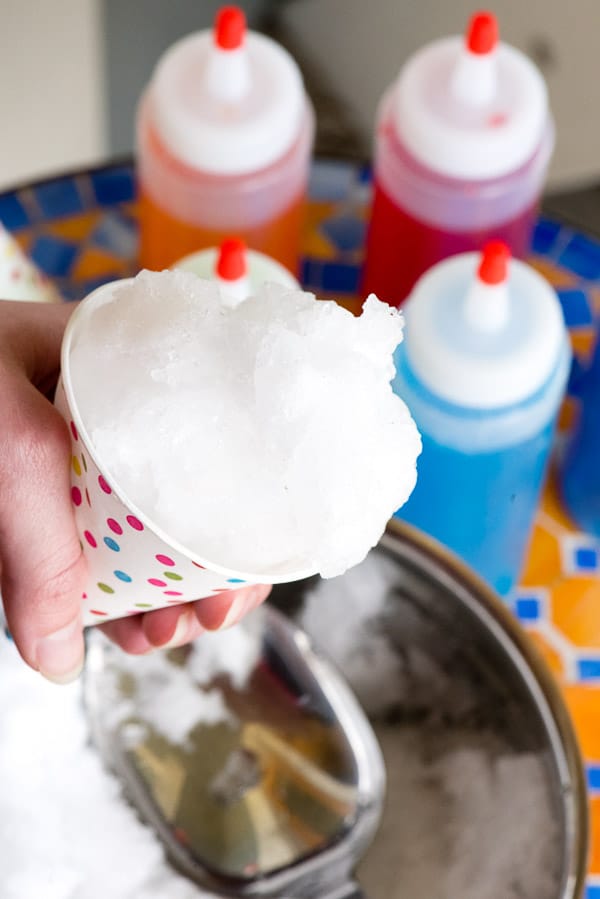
{"left": 362, "top": 12, "right": 554, "bottom": 307}
{"left": 393, "top": 242, "right": 570, "bottom": 596}
{"left": 137, "top": 6, "right": 314, "bottom": 275}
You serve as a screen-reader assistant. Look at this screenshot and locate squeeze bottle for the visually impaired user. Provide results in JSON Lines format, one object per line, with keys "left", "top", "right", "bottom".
{"left": 392, "top": 242, "right": 570, "bottom": 596}
{"left": 137, "top": 5, "right": 314, "bottom": 275}
{"left": 362, "top": 11, "right": 554, "bottom": 307}
{"left": 175, "top": 236, "right": 300, "bottom": 306}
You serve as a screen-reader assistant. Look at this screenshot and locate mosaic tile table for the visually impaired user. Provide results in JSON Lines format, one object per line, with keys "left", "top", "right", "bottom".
{"left": 2, "top": 158, "right": 600, "bottom": 895}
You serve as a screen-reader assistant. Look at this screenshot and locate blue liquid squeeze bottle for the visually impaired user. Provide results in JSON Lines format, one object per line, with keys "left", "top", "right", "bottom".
{"left": 393, "top": 242, "right": 571, "bottom": 596}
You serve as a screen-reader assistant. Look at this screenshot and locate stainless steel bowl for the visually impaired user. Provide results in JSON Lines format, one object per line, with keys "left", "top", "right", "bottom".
{"left": 85, "top": 521, "right": 588, "bottom": 898}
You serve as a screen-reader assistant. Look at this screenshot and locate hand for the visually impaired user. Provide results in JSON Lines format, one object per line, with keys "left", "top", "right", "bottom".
{"left": 0, "top": 301, "right": 271, "bottom": 683}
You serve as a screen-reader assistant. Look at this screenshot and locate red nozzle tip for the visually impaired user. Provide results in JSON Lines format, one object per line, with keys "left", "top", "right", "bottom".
{"left": 214, "top": 6, "right": 246, "bottom": 50}
{"left": 466, "top": 11, "right": 498, "bottom": 54}
{"left": 478, "top": 241, "right": 510, "bottom": 285}
{"left": 216, "top": 237, "right": 247, "bottom": 281}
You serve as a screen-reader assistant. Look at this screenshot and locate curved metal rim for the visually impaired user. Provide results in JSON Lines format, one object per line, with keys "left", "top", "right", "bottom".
{"left": 383, "top": 518, "right": 589, "bottom": 899}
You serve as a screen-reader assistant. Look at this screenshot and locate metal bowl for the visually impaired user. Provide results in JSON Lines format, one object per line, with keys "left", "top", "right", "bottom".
{"left": 273, "top": 520, "right": 588, "bottom": 899}
{"left": 85, "top": 520, "right": 588, "bottom": 898}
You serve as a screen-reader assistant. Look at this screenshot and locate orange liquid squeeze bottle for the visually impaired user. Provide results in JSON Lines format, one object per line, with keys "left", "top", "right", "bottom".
{"left": 136, "top": 6, "right": 315, "bottom": 274}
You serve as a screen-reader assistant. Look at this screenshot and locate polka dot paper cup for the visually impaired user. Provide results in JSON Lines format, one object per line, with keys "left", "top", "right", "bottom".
{"left": 55, "top": 280, "right": 316, "bottom": 627}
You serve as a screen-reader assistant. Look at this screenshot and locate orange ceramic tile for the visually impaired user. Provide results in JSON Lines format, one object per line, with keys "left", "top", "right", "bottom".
{"left": 589, "top": 286, "right": 600, "bottom": 315}
{"left": 13, "top": 233, "right": 31, "bottom": 254}
{"left": 558, "top": 396, "right": 578, "bottom": 433}
{"left": 316, "top": 291, "right": 362, "bottom": 316}
{"left": 551, "top": 578, "right": 600, "bottom": 648}
{"left": 563, "top": 684, "right": 600, "bottom": 758}
{"left": 528, "top": 256, "right": 576, "bottom": 289}
{"left": 589, "top": 797, "right": 600, "bottom": 874}
{"left": 527, "top": 628, "right": 565, "bottom": 678}
{"left": 520, "top": 523, "right": 563, "bottom": 587}
{"left": 570, "top": 328, "right": 597, "bottom": 364}
{"left": 72, "top": 247, "right": 126, "bottom": 281}
{"left": 46, "top": 211, "right": 101, "bottom": 243}
{"left": 302, "top": 231, "right": 338, "bottom": 260}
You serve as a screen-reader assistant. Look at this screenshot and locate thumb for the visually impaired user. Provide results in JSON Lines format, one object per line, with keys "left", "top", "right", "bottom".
{"left": 0, "top": 374, "right": 87, "bottom": 682}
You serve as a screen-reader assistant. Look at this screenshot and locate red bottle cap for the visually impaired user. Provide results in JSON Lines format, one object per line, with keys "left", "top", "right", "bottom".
{"left": 216, "top": 238, "right": 247, "bottom": 280}
{"left": 214, "top": 6, "right": 246, "bottom": 51}
{"left": 478, "top": 240, "right": 511, "bottom": 285}
{"left": 466, "top": 11, "right": 499, "bottom": 55}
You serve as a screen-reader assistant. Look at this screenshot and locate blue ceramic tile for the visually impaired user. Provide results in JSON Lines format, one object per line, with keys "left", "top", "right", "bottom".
{"left": 531, "top": 217, "right": 561, "bottom": 255}
{"left": 357, "top": 163, "right": 372, "bottom": 185}
{"left": 587, "top": 766, "right": 600, "bottom": 791}
{"left": 574, "top": 546, "right": 598, "bottom": 570}
{"left": 0, "top": 192, "right": 29, "bottom": 230}
{"left": 321, "top": 260, "right": 361, "bottom": 293}
{"left": 576, "top": 657, "right": 600, "bottom": 680}
{"left": 559, "top": 234, "right": 600, "bottom": 281}
{"left": 321, "top": 214, "right": 366, "bottom": 253}
{"left": 557, "top": 288, "right": 594, "bottom": 328}
{"left": 567, "top": 355, "right": 588, "bottom": 397}
{"left": 30, "top": 235, "right": 78, "bottom": 277}
{"left": 34, "top": 177, "right": 84, "bottom": 219}
{"left": 91, "top": 210, "right": 138, "bottom": 259}
{"left": 300, "top": 257, "right": 323, "bottom": 290}
{"left": 91, "top": 166, "right": 136, "bottom": 206}
{"left": 513, "top": 596, "right": 541, "bottom": 622}
{"left": 309, "top": 160, "right": 358, "bottom": 202}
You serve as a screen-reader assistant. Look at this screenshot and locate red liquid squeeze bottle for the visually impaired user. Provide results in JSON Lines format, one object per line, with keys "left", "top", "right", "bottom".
{"left": 362, "top": 11, "right": 554, "bottom": 307}
{"left": 137, "top": 5, "right": 314, "bottom": 274}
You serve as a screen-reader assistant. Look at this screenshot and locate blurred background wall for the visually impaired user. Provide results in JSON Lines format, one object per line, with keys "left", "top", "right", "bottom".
{"left": 0, "top": 0, "right": 597, "bottom": 190}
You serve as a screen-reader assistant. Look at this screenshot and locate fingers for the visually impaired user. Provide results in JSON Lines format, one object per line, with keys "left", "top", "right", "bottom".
{"left": 100, "top": 604, "right": 204, "bottom": 653}
{"left": 99, "top": 584, "right": 272, "bottom": 654}
{"left": 0, "top": 374, "right": 87, "bottom": 683}
{"left": 0, "top": 300, "right": 75, "bottom": 391}
{"left": 193, "top": 584, "right": 272, "bottom": 630}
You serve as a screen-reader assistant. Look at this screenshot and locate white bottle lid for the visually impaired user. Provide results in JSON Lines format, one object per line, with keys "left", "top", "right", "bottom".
{"left": 147, "top": 5, "right": 306, "bottom": 176}
{"left": 174, "top": 239, "right": 300, "bottom": 295}
{"left": 391, "top": 11, "right": 550, "bottom": 180}
{"left": 403, "top": 241, "right": 567, "bottom": 409}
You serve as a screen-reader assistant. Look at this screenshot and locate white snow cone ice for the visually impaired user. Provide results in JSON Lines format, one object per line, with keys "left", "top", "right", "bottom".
{"left": 59, "top": 270, "right": 420, "bottom": 623}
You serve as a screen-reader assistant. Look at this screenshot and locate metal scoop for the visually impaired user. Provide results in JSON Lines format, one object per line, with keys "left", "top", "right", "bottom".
{"left": 84, "top": 603, "right": 384, "bottom": 898}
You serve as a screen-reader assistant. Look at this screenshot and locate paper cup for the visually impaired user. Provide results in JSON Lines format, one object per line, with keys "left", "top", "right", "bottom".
{"left": 56, "top": 280, "right": 316, "bottom": 628}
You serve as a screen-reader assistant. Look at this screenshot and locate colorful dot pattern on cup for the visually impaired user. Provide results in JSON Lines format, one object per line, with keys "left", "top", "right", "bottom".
{"left": 59, "top": 383, "right": 259, "bottom": 629}
{"left": 127, "top": 515, "right": 143, "bottom": 531}
{"left": 156, "top": 554, "right": 174, "bottom": 566}
{"left": 114, "top": 570, "right": 132, "bottom": 582}
{"left": 103, "top": 536, "right": 120, "bottom": 552}
{"left": 98, "top": 475, "right": 112, "bottom": 494}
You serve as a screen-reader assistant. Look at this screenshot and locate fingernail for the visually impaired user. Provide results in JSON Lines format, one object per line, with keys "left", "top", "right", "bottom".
{"left": 220, "top": 586, "right": 267, "bottom": 630}
{"left": 35, "top": 618, "right": 84, "bottom": 685}
{"left": 162, "top": 610, "right": 196, "bottom": 649}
